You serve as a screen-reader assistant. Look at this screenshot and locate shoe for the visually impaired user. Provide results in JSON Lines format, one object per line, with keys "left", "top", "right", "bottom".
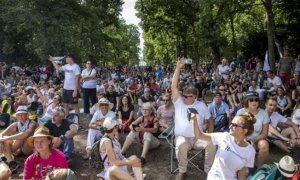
{"left": 175, "top": 172, "right": 186, "bottom": 180}
{"left": 82, "top": 149, "right": 91, "bottom": 160}
{"left": 141, "top": 157, "right": 146, "bottom": 166}
{"left": 9, "top": 161, "right": 19, "bottom": 172}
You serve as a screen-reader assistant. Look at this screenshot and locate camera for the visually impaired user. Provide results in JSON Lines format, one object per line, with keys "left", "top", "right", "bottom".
{"left": 181, "top": 58, "right": 193, "bottom": 65}
{"left": 132, "top": 124, "right": 138, "bottom": 131}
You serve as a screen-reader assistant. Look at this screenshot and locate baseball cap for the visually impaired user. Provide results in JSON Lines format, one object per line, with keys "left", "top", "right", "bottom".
{"left": 245, "top": 91, "right": 259, "bottom": 99}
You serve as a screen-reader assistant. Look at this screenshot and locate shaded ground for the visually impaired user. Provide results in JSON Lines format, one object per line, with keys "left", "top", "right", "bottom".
{"left": 8, "top": 95, "right": 300, "bottom": 179}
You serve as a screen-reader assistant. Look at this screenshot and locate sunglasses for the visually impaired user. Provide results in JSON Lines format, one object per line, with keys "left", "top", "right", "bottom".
{"left": 248, "top": 98, "right": 259, "bottom": 102}
{"left": 183, "top": 95, "right": 194, "bottom": 99}
{"left": 219, "top": 89, "right": 225, "bottom": 91}
{"left": 100, "top": 104, "right": 109, "bottom": 106}
{"left": 230, "top": 123, "right": 246, "bottom": 129}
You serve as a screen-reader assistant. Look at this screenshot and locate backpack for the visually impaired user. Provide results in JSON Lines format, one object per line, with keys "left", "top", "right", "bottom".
{"left": 89, "top": 136, "right": 113, "bottom": 170}
{"left": 0, "top": 113, "right": 10, "bottom": 128}
{"left": 248, "top": 164, "right": 282, "bottom": 180}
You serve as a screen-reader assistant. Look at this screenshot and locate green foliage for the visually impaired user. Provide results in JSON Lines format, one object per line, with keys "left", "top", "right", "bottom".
{"left": 136, "top": 0, "right": 300, "bottom": 65}
{"left": 0, "top": 0, "right": 140, "bottom": 66}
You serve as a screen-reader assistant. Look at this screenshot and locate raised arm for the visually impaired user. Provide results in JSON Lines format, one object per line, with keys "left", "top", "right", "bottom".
{"left": 48, "top": 55, "right": 62, "bottom": 71}
{"left": 192, "top": 113, "right": 212, "bottom": 142}
{"left": 171, "top": 59, "right": 184, "bottom": 102}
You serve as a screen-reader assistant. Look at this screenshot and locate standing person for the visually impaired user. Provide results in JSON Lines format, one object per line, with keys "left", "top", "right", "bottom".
{"left": 193, "top": 112, "right": 256, "bottom": 179}
{"left": 49, "top": 53, "right": 81, "bottom": 116}
{"left": 172, "top": 59, "right": 215, "bottom": 180}
{"left": 0, "top": 106, "right": 36, "bottom": 172}
{"left": 294, "top": 55, "right": 300, "bottom": 86}
{"left": 23, "top": 126, "right": 68, "bottom": 180}
{"left": 236, "top": 91, "right": 269, "bottom": 167}
{"left": 81, "top": 60, "right": 97, "bottom": 119}
{"left": 278, "top": 48, "right": 295, "bottom": 87}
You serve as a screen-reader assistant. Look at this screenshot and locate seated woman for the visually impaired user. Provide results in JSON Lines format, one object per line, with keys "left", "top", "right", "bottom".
{"left": 276, "top": 87, "right": 292, "bottom": 117}
{"left": 23, "top": 126, "right": 68, "bottom": 180}
{"left": 118, "top": 95, "right": 135, "bottom": 133}
{"left": 156, "top": 94, "right": 175, "bottom": 133}
{"left": 98, "top": 117, "right": 143, "bottom": 180}
{"left": 121, "top": 103, "right": 160, "bottom": 165}
{"left": 37, "top": 95, "right": 61, "bottom": 125}
{"left": 236, "top": 91, "right": 269, "bottom": 167}
{"left": 193, "top": 111, "right": 256, "bottom": 179}
{"left": 265, "top": 98, "right": 300, "bottom": 154}
{"left": 0, "top": 96, "right": 16, "bottom": 127}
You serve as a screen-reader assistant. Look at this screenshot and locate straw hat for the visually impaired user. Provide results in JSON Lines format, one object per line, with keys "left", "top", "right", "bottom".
{"left": 27, "top": 126, "right": 53, "bottom": 147}
{"left": 276, "top": 155, "right": 298, "bottom": 178}
{"left": 95, "top": 98, "right": 114, "bottom": 110}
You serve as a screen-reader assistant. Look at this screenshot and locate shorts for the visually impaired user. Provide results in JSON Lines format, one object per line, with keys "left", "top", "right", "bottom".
{"left": 295, "top": 71, "right": 300, "bottom": 76}
{"left": 62, "top": 89, "right": 78, "bottom": 104}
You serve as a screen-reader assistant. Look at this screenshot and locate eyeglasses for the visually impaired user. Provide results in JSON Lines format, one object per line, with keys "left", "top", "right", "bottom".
{"left": 163, "top": 99, "right": 170, "bottom": 102}
{"left": 230, "top": 123, "right": 246, "bottom": 129}
{"left": 248, "top": 98, "right": 259, "bottom": 102}
{"left": 183, "top": 95, "right": 194, "bottom": 99}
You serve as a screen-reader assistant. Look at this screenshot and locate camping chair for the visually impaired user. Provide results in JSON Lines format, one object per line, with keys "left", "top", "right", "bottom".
{"left": 170, "top": 128, "right": 205, "bottom": 173}
{"left": 158, "top": 123, "right": 174, "bottom": 146}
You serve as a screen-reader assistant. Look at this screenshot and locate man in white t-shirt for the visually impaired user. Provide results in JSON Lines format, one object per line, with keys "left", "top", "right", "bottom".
{"left": 49, "top": 53, "right": 81, "bottom": 116}
{"left": 172, "top": 59, "right": 215, "bottom": 180}
{"left": 265, "top": 98, "right": 300, "bottom": 153}
{"left": 266, "top": 70, "right": 283, "bottom": 91}
{"left": 82, "top": 98, "right": 116, "bottom": 160}
{"left": 81, "top": 60, "right": 97, "bottom": 117}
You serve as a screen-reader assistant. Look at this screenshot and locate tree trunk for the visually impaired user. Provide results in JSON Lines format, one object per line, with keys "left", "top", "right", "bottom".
{"left": 229, "top": 15, "right": 237, "bottom": 59}
{"left": 263, "top": 0, "right": 276, "bottom": 71}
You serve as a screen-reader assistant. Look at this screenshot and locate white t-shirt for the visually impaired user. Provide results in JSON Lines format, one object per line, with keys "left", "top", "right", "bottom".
{"left": 90, "top": 110, "right": 116, "bottom": 124}
{"left": 61, "top": 63, "right": 81, "bottom": 90}
{"left": 267, "top": 76, "right": 282, "bottom": 89}
{"left": 217, "top": 64, "right": 230, "bottom": 80}
{"left": 81, "top": 68, "right": 97, "bottom": 89}
{"left": 269, "top": 111, "right": 287, "bottom": 128}
{"left": 174, "top": 97, "right": 211, "bottom": 137}
{"left": 236, "top": 108, "right": 270, "bottom": 140}
{"left": 208, "top": 132, "right": 255, "bottom": 180}
{"left": 292, "top": 109, "right": 300, "bottom": 125}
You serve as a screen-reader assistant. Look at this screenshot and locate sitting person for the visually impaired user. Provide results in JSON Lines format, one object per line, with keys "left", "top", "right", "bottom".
{"left": 44, "top": 106, "right": 78, "bottom": 160}
{"left": 0, "top": 157, "right": 11, "bottom": 180}
{"left": 276, "top": 87, "right": 292, "bottom": 117}
{"left": 0, "top": 106, "right": 36, "bottom": 172}
{"left": 208, "top": 92, "right": 231, "bottom": 132}
{"left": 236, "top": 91, "right": 269, "bottom": 167}
{"left": 156, "top": 94, "right": 175, "bottom": 133}
{"left": 137, "top": 88, "right": 156, "bottom": 117}
{"left": 83, "top": 98, "right": 116, "bottom": 160}
{"left": 37, "top": 95, "right": 62, "bottom": 125}
{"left": 121, "top": 103, "right": 160, "bottom": 165}
{"left": 23, "top": 126, "right": 68, "bottom": 180}
{"left": 265, "top": 98, "right": 300, "bottom": 154}
{"left": 193, "top": 112, "right": 256, "bottom": 179}
{"left": 118, "top": 95, "right": 135, "bottom": 133}
{"left": 97, "top": 117, "right": 143, "bottom": 179}
{"left": 0, "top": 96, "right": 16, "bottom": 124}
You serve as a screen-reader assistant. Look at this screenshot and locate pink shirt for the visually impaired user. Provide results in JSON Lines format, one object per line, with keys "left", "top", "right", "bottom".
{"left": 23, "top": 149, "right": 68, "bottom": 180}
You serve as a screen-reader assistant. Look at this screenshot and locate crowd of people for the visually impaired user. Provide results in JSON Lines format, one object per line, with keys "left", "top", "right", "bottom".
{"left": 0, "top": 49, "right": 300, "bottom": 179}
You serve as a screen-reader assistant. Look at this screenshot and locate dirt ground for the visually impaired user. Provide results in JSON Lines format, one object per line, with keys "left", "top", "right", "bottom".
{"left": 9, "top": 96, "right": 300, "bottom": 180}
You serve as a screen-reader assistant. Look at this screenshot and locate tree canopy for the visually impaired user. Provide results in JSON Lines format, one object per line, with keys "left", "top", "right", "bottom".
{"left": 0, "top": 0, "right": 140, "bottom": 66}
{"left": 136, "top": 0, "right": 300, "bottom": 68}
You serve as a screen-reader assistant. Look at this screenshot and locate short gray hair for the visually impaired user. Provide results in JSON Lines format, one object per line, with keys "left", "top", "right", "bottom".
{"left": 53, "top": 106, "right": 65, "bottom": 117}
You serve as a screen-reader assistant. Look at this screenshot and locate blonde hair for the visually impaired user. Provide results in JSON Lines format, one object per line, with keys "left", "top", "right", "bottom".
{"left": 235, "top": 112, "right": 256, "bottom": 136}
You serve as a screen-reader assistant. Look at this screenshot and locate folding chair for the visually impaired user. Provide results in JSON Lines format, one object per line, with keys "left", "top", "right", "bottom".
{"left": 170, "top": 129, "right": 205, "bottom": 173}
{"left": 158, "top": 123, "right": 174, "bottom": 146}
